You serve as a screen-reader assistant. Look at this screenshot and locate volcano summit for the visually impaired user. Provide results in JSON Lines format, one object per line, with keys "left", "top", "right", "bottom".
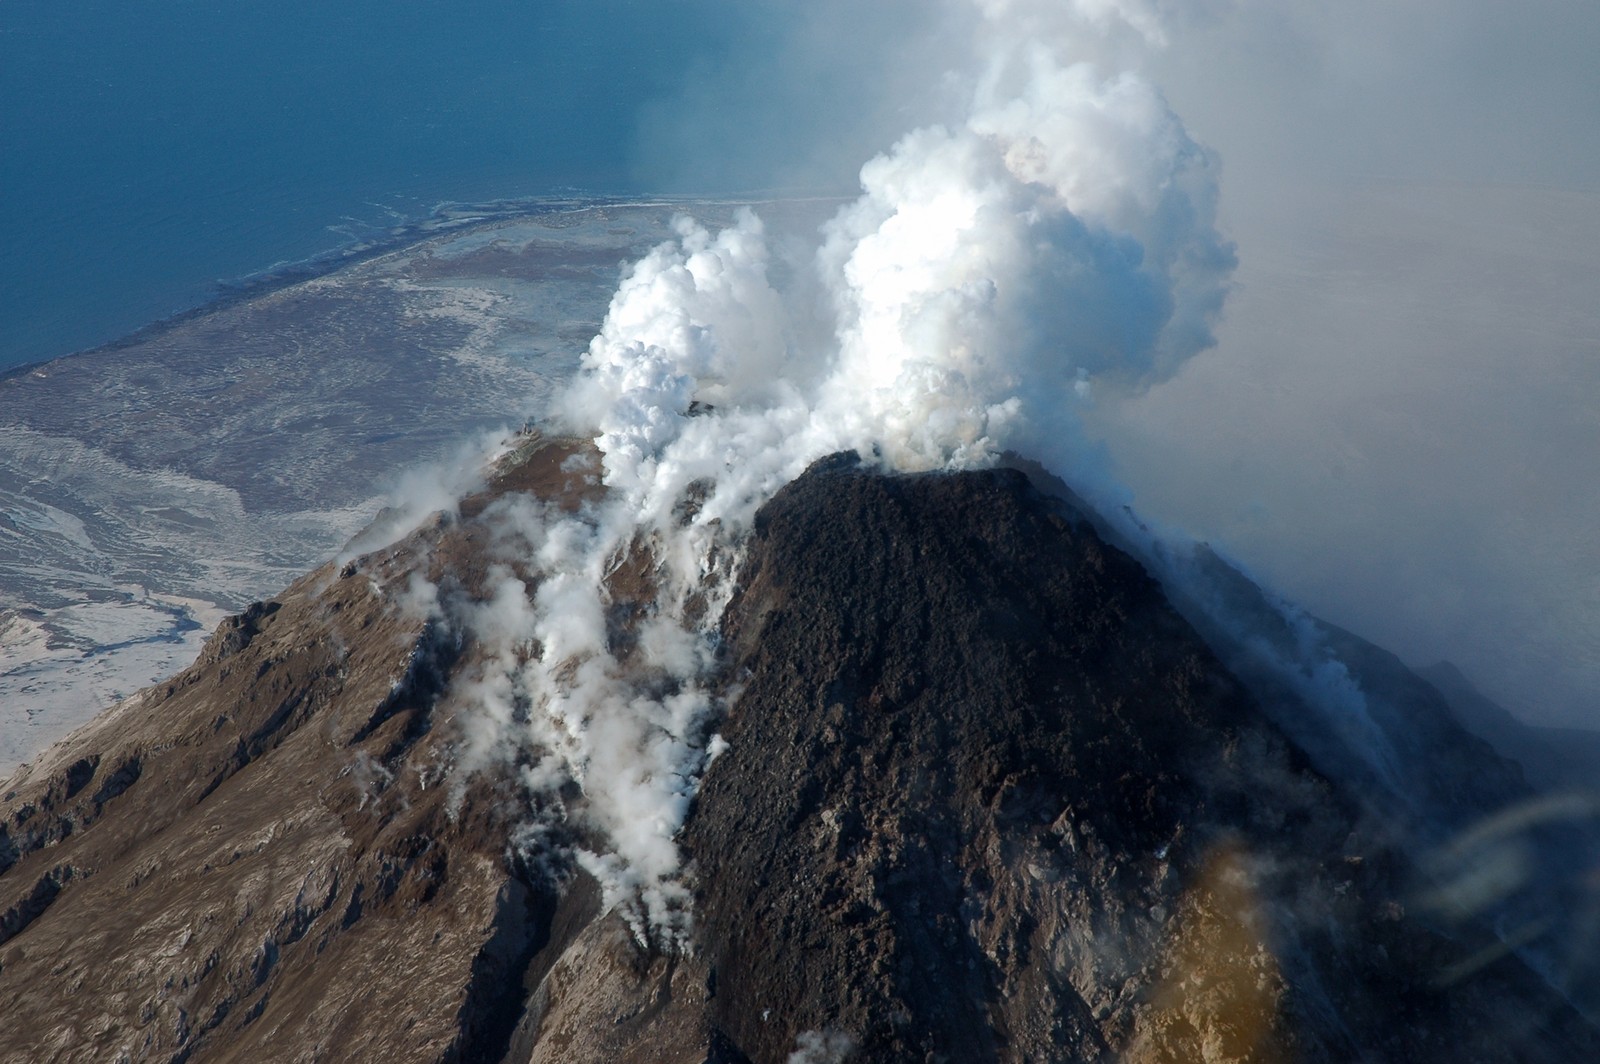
{"left": 1, "top": 438, "right": 1595, "bottom": 1062}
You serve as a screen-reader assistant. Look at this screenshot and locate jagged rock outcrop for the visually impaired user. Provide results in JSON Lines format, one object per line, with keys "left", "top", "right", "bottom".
{"left": 1, "top": 442, "right": 1595, "bottom": 1062}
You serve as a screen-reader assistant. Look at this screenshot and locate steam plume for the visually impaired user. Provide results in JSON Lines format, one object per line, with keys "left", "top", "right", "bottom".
{"left": 451, "top": 0, "right": 1240, "bottom": 940}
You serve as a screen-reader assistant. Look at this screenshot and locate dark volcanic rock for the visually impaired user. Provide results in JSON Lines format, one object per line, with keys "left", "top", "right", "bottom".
{"left": 672, "top": 459, "right": 1599, "bottom": 1063}
{"left": 1, "top": 446, "right": 1595, "bottom": 1062}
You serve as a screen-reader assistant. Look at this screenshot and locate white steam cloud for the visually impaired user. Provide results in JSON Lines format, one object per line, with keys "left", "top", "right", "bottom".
{"left": 787, "top": 1029, "right": 858, "bottom": 1064}
{"left": 441, "top": 0, "right": 1260, "bottom": 941}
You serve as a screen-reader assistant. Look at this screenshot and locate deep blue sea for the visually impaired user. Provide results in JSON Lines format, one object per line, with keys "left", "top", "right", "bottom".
{"left": 0, "top": 0, "right": 767, "bottom": 372}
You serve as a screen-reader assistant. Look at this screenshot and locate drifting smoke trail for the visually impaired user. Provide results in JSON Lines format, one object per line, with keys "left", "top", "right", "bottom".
{"left": 452, "top": 0, "right": 1240, "bottom": 942}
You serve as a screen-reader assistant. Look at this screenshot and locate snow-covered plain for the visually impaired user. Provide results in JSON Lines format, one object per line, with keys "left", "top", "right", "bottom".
{"left": 0, "top": 201, "right": 798, "bottom": 778}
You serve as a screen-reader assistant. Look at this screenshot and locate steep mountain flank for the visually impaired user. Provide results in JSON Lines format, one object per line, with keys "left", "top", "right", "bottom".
{"left": 0, "top": 439, "right": 599, "bottom": 1064}
{"left": 1, "top": 443, "right": 1594, "bottom": 1062}
{"left": 1420, "top": 660, "right": 1600, "bottom": 795}
{"left": 679, "top": 459, "right": 1598, "bottom": 1062}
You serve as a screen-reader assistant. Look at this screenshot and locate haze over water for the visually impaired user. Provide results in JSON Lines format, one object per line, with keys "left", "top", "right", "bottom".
{"left": 0, "top": 0, "right": 755, "bottom": 371}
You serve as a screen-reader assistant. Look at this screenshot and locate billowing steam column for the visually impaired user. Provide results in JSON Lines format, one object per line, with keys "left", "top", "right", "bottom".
{"left": 463, "top": 0, "right": 1235, "bottom": 942}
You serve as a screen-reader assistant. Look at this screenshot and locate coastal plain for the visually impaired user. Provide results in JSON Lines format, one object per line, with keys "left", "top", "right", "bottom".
{"left": 0, "top": 201, "right": 773, "bottom": 775}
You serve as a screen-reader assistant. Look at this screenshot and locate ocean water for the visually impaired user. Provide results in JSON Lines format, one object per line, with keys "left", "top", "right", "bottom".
{"left": 0, "top": 0, "right": 750, "bottom": 372}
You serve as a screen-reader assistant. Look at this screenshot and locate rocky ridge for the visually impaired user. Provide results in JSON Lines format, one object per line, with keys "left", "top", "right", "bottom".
{"left": 0, "top": 438, "right": 1594, "bottom": 1062}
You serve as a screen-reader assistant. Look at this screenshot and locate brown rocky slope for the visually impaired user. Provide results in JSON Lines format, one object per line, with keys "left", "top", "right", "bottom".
{"left": 0, "top": 440, "right": 1594, "bottom": 1061}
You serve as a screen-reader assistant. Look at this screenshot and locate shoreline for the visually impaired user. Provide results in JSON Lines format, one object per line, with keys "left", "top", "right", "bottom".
{"left": 0, "top": 189, "right": 837, "bottom": 384}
